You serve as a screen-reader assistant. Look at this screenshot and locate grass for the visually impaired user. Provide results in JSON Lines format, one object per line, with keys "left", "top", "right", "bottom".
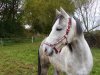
{"left": 0, "top": 42, "right": 39, "bottom": 75}
{"left": 0, "top": 39, "right": 100, "bottom": 75}
{"left": 91, "top": 48, "right": 100, "bottom": 75}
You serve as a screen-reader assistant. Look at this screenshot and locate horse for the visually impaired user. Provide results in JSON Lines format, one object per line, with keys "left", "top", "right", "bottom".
{"left": 38, "top": 7, "right": 93, "bottom": 75}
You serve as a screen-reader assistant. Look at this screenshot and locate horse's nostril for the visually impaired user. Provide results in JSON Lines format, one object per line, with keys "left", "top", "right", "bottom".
{"left": 45, "top": 48, "right": 47, "bottom": 52}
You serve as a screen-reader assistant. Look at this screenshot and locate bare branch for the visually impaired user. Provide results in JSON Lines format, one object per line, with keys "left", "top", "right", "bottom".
{"left": 92, "top": 0, "right": 98, "bottom": 28}
{"left": 73, "top": 0, "right": 100, "bottom": 32}
{"left": 89, "top": 25, "right": 100, "bottom": 31}
{"left": 0, "top": 2, "right": 3, "bottom": 9}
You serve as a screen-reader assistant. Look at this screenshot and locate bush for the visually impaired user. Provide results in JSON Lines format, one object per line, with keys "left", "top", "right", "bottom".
{"left": 84, "top": 30, "right": 100, "bottom": 48}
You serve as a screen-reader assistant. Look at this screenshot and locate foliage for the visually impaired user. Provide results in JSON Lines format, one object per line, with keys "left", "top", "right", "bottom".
{"left": 85, "top": 30, "right": 100, "bottom": 48}
{"left": 22, "top": 0, "right": 75, "bottom": 34}
{"left": 0, "top": 0, "right": 24, "bottom": 37}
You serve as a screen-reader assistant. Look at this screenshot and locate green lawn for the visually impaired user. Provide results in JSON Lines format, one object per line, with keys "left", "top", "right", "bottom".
{"left": 0, "top": 42, "right": 39, "bottom": 75}
{"left": 0, "top": 41, "right": 100, "bottom": 75}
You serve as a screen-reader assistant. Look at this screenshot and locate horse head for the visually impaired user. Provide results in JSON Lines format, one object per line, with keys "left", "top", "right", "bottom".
{"left": 43, "top": 7, "right": 81, "bottom": 56}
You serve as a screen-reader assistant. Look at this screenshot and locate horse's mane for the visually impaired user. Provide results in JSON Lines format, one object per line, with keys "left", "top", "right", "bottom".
{"left": 67, "top": 16, "right": 83, "bottom": 52}
{"left": 73, "top": 16, "right": 83, "bottom": 35}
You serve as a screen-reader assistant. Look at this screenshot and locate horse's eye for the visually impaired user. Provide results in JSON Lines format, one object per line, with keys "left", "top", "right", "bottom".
{"left": 56, "top": 28, "right": 62, "bottom": 31}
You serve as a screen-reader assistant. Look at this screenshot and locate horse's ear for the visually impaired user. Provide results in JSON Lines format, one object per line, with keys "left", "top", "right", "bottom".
{"left": 56, "top": 9, "right": 61, "bottom": 16}
{"left": 60, "top": 7, "right": 69, "bottom": 17}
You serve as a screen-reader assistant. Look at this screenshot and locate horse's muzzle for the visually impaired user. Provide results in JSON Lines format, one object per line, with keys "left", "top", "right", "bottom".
{"left": 45, "top": 47, "right": 53, "bottom": 56}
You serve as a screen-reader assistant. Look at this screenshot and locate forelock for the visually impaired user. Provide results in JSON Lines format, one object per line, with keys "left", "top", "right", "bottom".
{"left": 53, "top": 14, "right": 63, "bottom": 24}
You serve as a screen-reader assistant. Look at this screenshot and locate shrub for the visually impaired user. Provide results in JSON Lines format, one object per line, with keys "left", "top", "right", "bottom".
{"left": 84, "top": 30, "right": 100, "bottom": 48}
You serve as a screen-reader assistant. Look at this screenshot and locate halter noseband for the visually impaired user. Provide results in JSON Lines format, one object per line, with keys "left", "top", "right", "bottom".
{"left": 44, "top": 18, "right": 72, "bottom": 54}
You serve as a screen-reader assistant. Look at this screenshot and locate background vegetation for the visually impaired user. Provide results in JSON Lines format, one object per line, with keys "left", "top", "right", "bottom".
{"left": 22, "top": 0, "right": 75, "bottom": 34}
{"left": 0, "top": 0, "right": 99, "bottom": 47}
{"left": 0, "top": 0, "right": 75, "bottom": 37}
{"left": 0, "top": 0, "right": 24, "bottom": 37}
{"left": 0, "top": 0, "right": 100, "bottom": 75}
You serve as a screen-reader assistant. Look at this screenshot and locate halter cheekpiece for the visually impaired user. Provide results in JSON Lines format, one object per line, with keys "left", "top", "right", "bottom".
{"left": 44, "top": 18, "right": 72, "bottom": 54}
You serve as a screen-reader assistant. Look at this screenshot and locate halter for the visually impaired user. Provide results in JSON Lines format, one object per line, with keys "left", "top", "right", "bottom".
{"left": 44, "top": 18, "right": 72, "bottom": 54}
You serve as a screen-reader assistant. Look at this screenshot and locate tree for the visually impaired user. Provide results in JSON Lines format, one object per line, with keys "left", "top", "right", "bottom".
{"left": 22, "top": 0, "right": 75, "bottom": 34}
{"left": 0, "top": 0, "right": 24, "bottom": 37}
{"left": 72, "top": 0, "right": 100, "bottom": 32}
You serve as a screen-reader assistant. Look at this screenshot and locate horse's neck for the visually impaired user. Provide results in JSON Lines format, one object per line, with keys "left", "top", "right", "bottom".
{"left": 73, "top": 35, "right": 88, "bottom": 50}
{"left": 72, "top": 34, "right": 92, "bottom": 60}
{"left": 70, "top": 34, "right": 93, "bottom": 72}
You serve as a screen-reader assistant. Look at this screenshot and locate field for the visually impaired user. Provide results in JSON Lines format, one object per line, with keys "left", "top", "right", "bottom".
{"left": 0, "top": 38, "right": 100, "bottom": 75}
